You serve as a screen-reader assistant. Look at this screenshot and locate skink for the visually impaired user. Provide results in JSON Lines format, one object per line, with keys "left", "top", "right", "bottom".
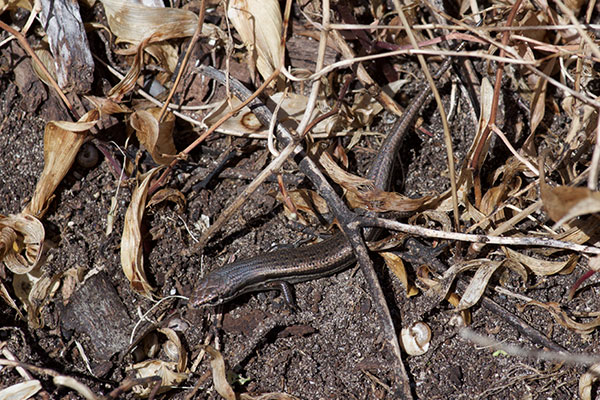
{"left": 189, "top": 56, "right": 456, "bottom": 308}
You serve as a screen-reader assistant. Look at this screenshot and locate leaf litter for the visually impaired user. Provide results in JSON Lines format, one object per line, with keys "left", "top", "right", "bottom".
{"left": 1, "top": 0, "right": 600, "bottom": 398}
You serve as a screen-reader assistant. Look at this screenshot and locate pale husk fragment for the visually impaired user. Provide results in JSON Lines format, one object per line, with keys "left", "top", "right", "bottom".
{"left": 121, "top": 168, "right": 160, "bottom": 297}
{"left": 504, "top": 247, "right": 577, "bottom": 276}
{"left": 127, "top": 359, "right": 188, "bottom": 397}
{"left": 13, "top": 267, "right": 62, "bottom": 328}
{"left": 0, "top": 213, "right": 45, "bottom": 275}
{"left": 130, "top": 108, "right": 177, "bottom": 165}
{"left": 227, "top": 0, "right": 283, "bottom": 82}
{"left": 579, "top": 363, "right": 600, "bottom": 400}
{"left": 0, "top": 380, "right": 42, "bottom": 400}
{"left": 24, "top": 110, "right": 99, "bottom": 217}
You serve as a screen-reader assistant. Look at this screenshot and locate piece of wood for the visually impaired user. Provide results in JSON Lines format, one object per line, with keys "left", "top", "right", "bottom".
{"left": 38, "top": 0, "right": 94, "bottom": 93}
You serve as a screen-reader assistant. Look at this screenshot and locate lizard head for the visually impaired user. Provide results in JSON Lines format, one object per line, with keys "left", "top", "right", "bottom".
{"left": 188, "top": 273, "right": 226, "bottom": 308}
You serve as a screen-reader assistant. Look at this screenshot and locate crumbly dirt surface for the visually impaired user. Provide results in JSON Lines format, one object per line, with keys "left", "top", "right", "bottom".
{"left": 1, "top": 2, "right": 600, "bottom": 400}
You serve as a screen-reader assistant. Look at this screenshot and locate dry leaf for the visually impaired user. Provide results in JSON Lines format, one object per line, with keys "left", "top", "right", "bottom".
{"left": 121, "top": 168, "right": 160, "bottom": 297}
{"left": 0, "top": 213, "right": 45, "bottom": 275}
{"left": 157, "top": 328, "right": 187, "bottom": 373}
{"left": 456, "top": 260, "right": 504, "bottom": 311}
{"left": 127, "top": 359, "right": 188, "bottom": 396}
{"left": 319, "top": 151, "right": 430, "bottom": 212}
{"left": 85, "top": 95, "right": 132, "bottom": 115}
{"left": 147, "top": 188, "right": 186, "bottom": 210}
{"left": 204, "top": 345, "right": 236, "bottom": 400}
{"left": 130, "top": 108, "right": 177, "bottom": 165}
{"left": 381, "top": 252, "right": 419, "bottom": 297}
{"left": 504, "top": 247, "right": 577, "bottom": 276}
{"left": 13, "top": 268, "right": 62, "bottom": 328}
{"left": 529, "top": 58, "right": 555, "bottom": 135}
{"left": 203, "top": 93, "right": 337, "bottom": 138}
{"left": 24, "top": 110, "right": 99, "bottom": 217}
{"left": 520, "top": 300, "right": 600, "bottom": 335}
{"left": 579, "top": 363, "right": 600, "bottom": 400}
{"left": 227, "top": 0, "right": 283, "bottom": 82}
{"left": 539, "top": 153, "right": 600, "bottom": 229}
{"left": 0, "top": 380, "right": 42, "bottom": 400}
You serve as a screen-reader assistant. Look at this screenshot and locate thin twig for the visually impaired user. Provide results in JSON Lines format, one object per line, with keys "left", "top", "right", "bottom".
{"left": 157, "top": 0, "right": 206, "bottom": 123}
{"left": 0, "top": 20, "right": 73, "bottom": 113}
{"left": 361, "top": 216, "right": 600, "bottom": 255}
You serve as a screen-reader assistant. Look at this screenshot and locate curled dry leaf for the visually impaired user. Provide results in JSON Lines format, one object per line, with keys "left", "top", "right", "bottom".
{"left": 130, "top": 108, "right": 177, "bottom": 165}
{"left": 275, "top": 188, "right": 330, "bottom": 226}
{"left": 147, "top": 188, "right": 186, "bottom": 210}
{"left": 24, "top": 110, "right": 99, "bottom": 217}
{"left": 540, "top": 153, "right": 600, "bottom": 229}
{"left": 0, "top": 379, "right": 42, "bottom": 400}
{"left": 504, "top": 247, "right": 577, "bottom": 276}
{"left": 227, "top": 0, "right": 283, "bottom": 82}
{"left": 456, "top": 260, "right": 505, "bottom": 311}
{"left": 0, "top": 213, "right": 44, "bottom": 275}
{"left": 84, "top": 95, "right": 132, "bottom": 115}
{"left": 157, "top": 328, "right": 187, "bottom": 373}
{"left": 520, "top": 300, "right": 600, "bottom": 335}
{"left": 13, "top": 267, "right": 62, "bottom": 328}
{"left": 204, "top": 93, "right": 337, "bottom": 138}
{"left": 380, "top": 252, "right": 419, "bottom": 297}
{"left": 121, "top": 168, "right": 160, "bottom": 297}
{"left": 579, "top": 363, "right": 600, "bottom": 400}
{"left": 204, "top": 345, "right": 236, "bottom": 400}
{"left": 428, "top": 259, "right": 496, "bottom": 309}
{"left": 127, "top": 359, "right": 188, "bottom": 397}
{"left": 319, "top": 151, "right": 430, "bottom": 212}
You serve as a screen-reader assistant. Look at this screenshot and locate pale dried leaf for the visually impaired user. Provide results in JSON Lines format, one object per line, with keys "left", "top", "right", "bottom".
{"left": 13, "top": 268, "right": 61, "bottom": 328}
{"left": 147, "top": 188, "right": 186, "bottom": 210}
{"left": 53, "top": 376, "right": 98, "bottom": 400}
{"left": 85, "top": 95, "right": 132, "bottom": 115}
{"left": 467, "top": 77, "right": 494, "bottom": 170}
{"left": 0, "top": 213, "right": 44, "bottom": 274}
{"left": 456, "top": 260, "right": 504, "bottom": 311}
{"left": 504, "top": 247, "right": 577, "bottom": 276}
{"left": 130, "top": 108, "right": 177, "bottom": 165}
{"left": 25, "top": 110, "right": 99, "bottom": 217}
{"left": 0, "top": 281, "right": 23, "bottom": 319}
{"left": 579, "top": 363, "right": 600, "bottom": 400}
{"left": 0, "top": 380, "right": 41, "bottom": 400}
{"left": 530, "top": 58, "right": 555, "bottom": 135}
{"left": 31, "top": 49, "right": 57, "bottom": 88}
{"left": 227, "top": 0, "right": 283, "bottom": 82}
{"left": 127, "top": 359, "right": 188, "bottom": 396}
{"left": 157, "top": 328, "right": 187, "bottom": 373}
{"left": 204, "top": 345, "right": 236, "bottom": 400}
{"left": 121, "top": 168, "right": 160, "bottom": 297}
{"left": 204, "top": 93, "right": 337, "bottom": 137}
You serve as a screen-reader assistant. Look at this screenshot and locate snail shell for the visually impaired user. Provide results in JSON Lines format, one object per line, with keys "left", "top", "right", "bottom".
{"left": 400, "top": 321, "right": 431, "bottom": 356}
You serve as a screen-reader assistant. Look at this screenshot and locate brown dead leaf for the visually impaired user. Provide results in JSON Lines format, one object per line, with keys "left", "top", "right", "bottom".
{"left": 204, "top": 345, "right": 236, "bottom": 400}
{"left": 520, "top": 300, "right": 600, "bottom": 335}
{"left": 24, "top": 110, "right": 99, "bottom": 217}
{"left": 0, "top": 213, "right": 45, "bottom": 275}
{"left": 121, "top": 168, "right": 160, "bottom": 297}
{"left": 127, "top": 359, "right": 188, "bottom": 396}
{"left": 85, "top": 95, "right": 132, "bottom": 115}
{"left": 147, "top": 188, "right": 186, "bottom": 210}
{"left": 275, "top": 188, "right": 330, "bottom": 226}
{"left": 319, "top": 151, "right": 430, "bottom": 212}
{"left": 504, "top": 247, "right": 577, "bottom": 276}
{"left": 381, "top": 252, "right": 419, "bottom": 297}
{"left": 130, "top": 108, "right": 177, "bottom": 165}
{"left": 539, "top": 153, "right": 600, "bottom": 229}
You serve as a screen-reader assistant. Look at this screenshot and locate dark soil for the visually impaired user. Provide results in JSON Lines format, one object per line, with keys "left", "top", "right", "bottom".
{"left": 1, "top": 4, "right": 599, "bottom": 400}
